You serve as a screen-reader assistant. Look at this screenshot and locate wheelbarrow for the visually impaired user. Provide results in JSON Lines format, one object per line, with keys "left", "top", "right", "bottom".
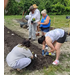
{"left": 19, "top": 22, "right": 27, "bottom": 28}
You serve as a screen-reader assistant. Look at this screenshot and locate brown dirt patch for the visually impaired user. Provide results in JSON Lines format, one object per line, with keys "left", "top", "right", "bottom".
{"left": 4, "top": 26, "right": 54, "bottom": 71}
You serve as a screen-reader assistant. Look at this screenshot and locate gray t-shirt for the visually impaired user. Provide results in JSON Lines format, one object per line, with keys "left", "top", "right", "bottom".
{"left": 45, "top": 29, "right": 64, "bottom": 43}
{"left": 6, "top": 44, "right": 33, "bottom": 67}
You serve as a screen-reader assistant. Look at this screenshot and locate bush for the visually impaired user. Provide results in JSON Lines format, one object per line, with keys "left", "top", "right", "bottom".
{"left": 4, "top": 0, "right": 70, "bottom": 15}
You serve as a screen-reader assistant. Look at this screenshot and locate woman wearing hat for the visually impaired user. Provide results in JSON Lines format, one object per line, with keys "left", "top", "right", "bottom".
{"left": 38, "top": 9, "right": 51, "bottom": 36}
{"left": 32, "top": 4, "right": 40, "bottom": 36}
{"left": 28, "top": 5, "right": 40, "bottom": 41}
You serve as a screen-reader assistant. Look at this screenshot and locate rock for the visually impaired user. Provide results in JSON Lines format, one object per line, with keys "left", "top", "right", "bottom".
{"left": 7, "top": 31, "right": 10, "bottom": 33}
{"left": 35, "top": 54, "right": 37, "bottom": 57}
{"left": 11, "top": 33, "right": 14, "bottom": 35}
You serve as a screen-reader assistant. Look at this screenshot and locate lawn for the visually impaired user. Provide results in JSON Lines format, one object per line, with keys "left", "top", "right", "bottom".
{"left": 4, "top": 15, "right": 70, "bottom": 28}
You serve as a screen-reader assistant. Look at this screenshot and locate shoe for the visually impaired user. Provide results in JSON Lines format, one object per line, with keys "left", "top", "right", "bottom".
{"left": 36, "top": 33, "right": 40, "bottom": 36}
{"left": 10, "top": 69, "right": 14, "bottom": 72}
{"left": 42, "top": 50, "right": 44, "bottom": 56}
{"left": 45, "top": 52, "right": 55, "bottom": 56}
{"left": 51, "top": 53, "right": 55, "bottom": 56}
{"left": 45, "top": 45, "right": 48, "bottom": 50}
{"left": 29, "top": 38, "right": 31, "bottom": 40}
{"left": 17, "top": 68, "right": 21, "bottom": 71}
{"left": 31, "top": 39, "right": 36, "bottom": 41}
{"left": 52, "top": 60, "right": 59, "bottom": 65}
{"left": 27, "top": 27, "right": 29, "bottom": 30}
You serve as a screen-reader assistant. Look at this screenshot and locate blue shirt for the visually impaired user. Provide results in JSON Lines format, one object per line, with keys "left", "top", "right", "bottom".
{"left": 40, "top": 15, "right": 51, "bottom": 28}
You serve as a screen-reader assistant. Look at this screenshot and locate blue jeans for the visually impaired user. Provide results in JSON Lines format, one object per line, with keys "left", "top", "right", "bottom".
{"left": 40, "top": 27, "right": 50, "bottom": 32}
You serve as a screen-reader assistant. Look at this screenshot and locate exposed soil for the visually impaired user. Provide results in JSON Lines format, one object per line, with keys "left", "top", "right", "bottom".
{"left": 4, "top": 26, "right": 54, "bottom": 71}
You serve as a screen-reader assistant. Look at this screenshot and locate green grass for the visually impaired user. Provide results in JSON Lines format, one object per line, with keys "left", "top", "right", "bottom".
{"left": 4, "top": 15, "right": 22, "bottom": 30}
{"left": 49, "top": 15, "right": 70, "bottom": 28}
{"left": 4, "top": 15, "right": 70, "bottom": 28}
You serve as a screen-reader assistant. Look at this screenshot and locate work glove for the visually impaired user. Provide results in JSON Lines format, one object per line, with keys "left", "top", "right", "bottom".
{"left": 45, "top": 52, "right": 52, "bottom": 56}
{"left": 42, "top": 50, "right": 44, "bottom": 56}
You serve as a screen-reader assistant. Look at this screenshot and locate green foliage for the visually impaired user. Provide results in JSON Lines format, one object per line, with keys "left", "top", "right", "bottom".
{"left": 51, "top": 2, "right": 65, "bottom": 15}
{"left": 5, "top": 0, "right": 70, "bottom": 15}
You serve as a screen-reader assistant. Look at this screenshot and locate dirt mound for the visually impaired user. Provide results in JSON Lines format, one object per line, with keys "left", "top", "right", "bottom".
{"left": 4, "top": 26, "right": 54, "bottom": 70}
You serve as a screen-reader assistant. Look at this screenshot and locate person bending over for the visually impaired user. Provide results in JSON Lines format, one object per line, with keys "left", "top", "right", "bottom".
{"left": 6, "top": 39, "right": 33, "bottom": 71}
{"left": 38, "top": 29, "right": 66, "bottom": 65}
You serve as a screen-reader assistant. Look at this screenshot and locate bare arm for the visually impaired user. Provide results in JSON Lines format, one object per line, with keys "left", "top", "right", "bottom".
{"left": 4, "top": 0, "right": 8, "bottom": 9}
{"left": 46, "top": 37, "right": 55, "bottom": 52}
{"left": 38, "top": 16, "right": 50, "bottom": 25}
{"left": 30, "top": 55, "right": 33, "bottom": 59}
{"left": 42, "top": 44, "right": 45, "bottom": 50}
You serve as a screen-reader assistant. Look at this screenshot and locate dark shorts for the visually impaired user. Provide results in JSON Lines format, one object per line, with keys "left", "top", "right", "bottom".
{"left": 40, "top": 27, "right": 50, "bottom": 32}
{"left": 57, "top": 32, "right": 66, "bottom": 43}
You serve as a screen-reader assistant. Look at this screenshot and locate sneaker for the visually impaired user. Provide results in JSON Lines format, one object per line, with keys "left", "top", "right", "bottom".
{"left": 27, "top": 27, "right": 29, "bottom": 30}
{"left": 45, "top": 45, "right": 48, "bottom": 50}
{"left": 42, "top": 50, "right": 44, "bottom": 56}
{"left": 29, "top": 38, "right": 31, "bottom": 40}
{"left": 45, "top": 52, "right": 55, "bottom": 56}
{"left": 31, "top": 39, "right": 36, "bottom": 41}
{"left": 36, "top": 33, "right": 40, "bottom": 36}
{"left": 51, "top": 53, "right": 55, "bottom": 56}
{"left": 52, "top": 60, "right": 59, "bottom": 65}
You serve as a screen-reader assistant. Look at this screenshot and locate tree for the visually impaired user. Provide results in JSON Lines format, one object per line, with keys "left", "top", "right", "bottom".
{"left": 5, "top": 0, "right": 70, "bottom": 15}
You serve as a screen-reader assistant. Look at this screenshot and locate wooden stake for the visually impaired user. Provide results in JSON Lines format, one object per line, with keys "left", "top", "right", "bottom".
{"left": 68, "top": 19, "right": 70, "bottom": 35}
{"left": 53, "top": 17, "right": 55, "bottom": 29}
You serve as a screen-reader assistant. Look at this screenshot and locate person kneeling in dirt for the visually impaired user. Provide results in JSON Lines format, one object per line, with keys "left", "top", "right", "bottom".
{"left": 38, "top": 29, "right": 66, "bottom": 65}
{"left": 6, "top": 39, "right": 33, "bottom": 71}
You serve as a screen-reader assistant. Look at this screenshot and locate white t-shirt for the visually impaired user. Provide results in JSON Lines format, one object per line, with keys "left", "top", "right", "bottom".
{"left": 6, "top": 44, "right": 33, "bottom": 67}
{"left": 45, "top": 29, "right": 64, "bottom": 43}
